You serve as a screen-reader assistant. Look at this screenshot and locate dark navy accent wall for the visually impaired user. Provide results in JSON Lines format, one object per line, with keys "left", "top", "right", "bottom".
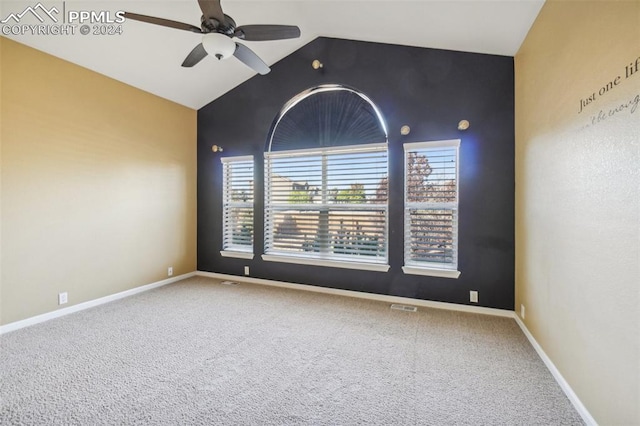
{"left": 198, "top": 37, "right": 515, "bottom": 310}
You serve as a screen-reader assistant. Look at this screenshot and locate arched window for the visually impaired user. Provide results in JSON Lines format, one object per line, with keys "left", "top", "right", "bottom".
{"left": 263, "top": 85, "right": 390, "bottom": 271}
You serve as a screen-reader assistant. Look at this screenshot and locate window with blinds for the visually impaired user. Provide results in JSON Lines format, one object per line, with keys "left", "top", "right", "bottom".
{"left": 221, "top": 156, "right": 254, "bottom": 258}
{"left": 264, "top": 143, "right": 388, "bottom": 270}
{"left": 403, "top": 140, "right": 460, "bottom": 277}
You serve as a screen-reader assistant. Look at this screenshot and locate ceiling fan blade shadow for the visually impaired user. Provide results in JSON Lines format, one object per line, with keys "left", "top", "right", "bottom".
{"left": 235, "top": 25, "right": 301, "bottom": 41}
{"left": 182, "top": 43, "right": 208, "bottom": 67}
{"left": 124, "top": 12, "right": 202, "bottom": 33}
{"left": 233, "top": 43, "right": 270, "bottom": 75}
{"left": 198, "top": 0, "right": 226, "bottom": 23}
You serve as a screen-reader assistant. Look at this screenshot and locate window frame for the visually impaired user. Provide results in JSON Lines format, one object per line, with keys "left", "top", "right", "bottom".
{"left": 402, "top": 139, "right": 461, "bottom": 279}
{"left": 220, "top": 155, "right": 255, "bottom": 259}
{"left": 263, "top": 143, "right": 390, "bottom": 272}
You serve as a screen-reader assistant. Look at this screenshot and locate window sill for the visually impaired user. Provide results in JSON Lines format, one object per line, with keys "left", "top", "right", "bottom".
{"left": 402, "top": 266, "right": 460, "bottom": 279}
{"left": 220, "top": 250, "right": 254, "bottom": 260}
{"left": 262, "top": 254, "right": 390, "bottom": 272}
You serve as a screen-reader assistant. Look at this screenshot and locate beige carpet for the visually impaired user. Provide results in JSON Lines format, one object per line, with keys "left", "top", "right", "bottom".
{"left": 0, "top": 276, "right": 583, "bottom": 425}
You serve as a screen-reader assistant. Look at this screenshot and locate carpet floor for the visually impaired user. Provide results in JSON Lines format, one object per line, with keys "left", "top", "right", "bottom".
{"left": 0, "top": 276, "right": 583, "bottom": 425}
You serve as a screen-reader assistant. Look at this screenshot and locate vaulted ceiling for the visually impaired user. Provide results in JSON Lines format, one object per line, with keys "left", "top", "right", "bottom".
{"left": 1, "top": 0, "right": 545, "bottom": 109}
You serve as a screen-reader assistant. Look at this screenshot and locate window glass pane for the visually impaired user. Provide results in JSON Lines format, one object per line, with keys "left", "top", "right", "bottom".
{"left": 269, "top": 155, "right": 322, "bottom": 205}
{"left": 327, "top": 151, "right": 388, "bottom": 204}
{"left": 407, "top": 209, "right": 456, "bottom": 264}
{"left": 224, "top": 207, "right": 253, "bottom": 247}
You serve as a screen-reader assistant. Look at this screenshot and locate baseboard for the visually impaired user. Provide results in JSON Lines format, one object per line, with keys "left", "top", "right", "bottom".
{"left": 513, "top": 315, "right": 597, "bottom": 426}
{"left": 195, "top": 271, "right": 514, "bottom": 318}
{"left": 0, "top": 272, "right": 197, "bottom": 335}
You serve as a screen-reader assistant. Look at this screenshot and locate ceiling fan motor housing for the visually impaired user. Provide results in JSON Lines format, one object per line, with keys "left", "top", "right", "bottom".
{"left": 202, "top": 13, "right": 236, "bottom": 33}
{"left": 202, "top": 33, "right": 236, "bottom": 60}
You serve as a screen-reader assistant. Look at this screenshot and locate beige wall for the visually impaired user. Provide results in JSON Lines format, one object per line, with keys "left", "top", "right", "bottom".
{"left": 0, "top": 38, "right": 197, "bottom": 325}
{"left": 515, "top": 1, "right": 639, "bottom": 424}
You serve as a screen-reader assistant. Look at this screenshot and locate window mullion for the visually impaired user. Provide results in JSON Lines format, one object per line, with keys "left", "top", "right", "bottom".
{"left": 319, "top": 153, "right": 329, "bottom": 253}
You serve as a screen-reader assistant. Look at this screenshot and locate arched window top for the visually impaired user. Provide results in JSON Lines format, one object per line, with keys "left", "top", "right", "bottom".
{"left": 267, "top": 84, "right": 388, "bottom": 152}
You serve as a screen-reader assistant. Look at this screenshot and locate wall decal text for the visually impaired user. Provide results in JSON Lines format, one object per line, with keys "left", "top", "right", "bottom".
{"left": 578, "top": 56, "right": 639, "bottom": 114}
{"left": 579, "top": 92, "right": 639, "bottom": 131}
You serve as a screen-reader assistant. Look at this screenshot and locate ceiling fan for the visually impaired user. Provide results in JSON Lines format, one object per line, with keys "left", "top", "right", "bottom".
{"left": 124, "top": 0, "right": 301, "bottom": 75}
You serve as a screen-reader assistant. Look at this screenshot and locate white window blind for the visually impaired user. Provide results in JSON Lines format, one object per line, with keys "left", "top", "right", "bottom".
{"left": 221, "top": 156, "right": 254, "bottom": 256}
{"left": 404, "top": 140, "right": 460, "bottom": 273}
{"left": 265, "top": 143, "right": 388, "bottom": 267}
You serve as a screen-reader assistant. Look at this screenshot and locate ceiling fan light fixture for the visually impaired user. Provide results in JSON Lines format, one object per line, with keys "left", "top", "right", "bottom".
{"left": 202, "top": 33, "right": 236, "bottom": 60}
{"left": 125, "top": 0, "right": 301, "bottom": 73}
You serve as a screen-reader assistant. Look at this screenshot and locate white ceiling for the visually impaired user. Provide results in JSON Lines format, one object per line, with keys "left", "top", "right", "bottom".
{"left": 1, "top": 0, "right": 545, "bottom": 109}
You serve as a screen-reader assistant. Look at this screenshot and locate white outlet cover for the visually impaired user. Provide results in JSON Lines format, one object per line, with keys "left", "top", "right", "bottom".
{"left": 470, "top": 291, "right": 478, "bottom": 303}
{"left": 168, "top": 267, "right": 173, "bottom": 276}
{"left": 58, "top": 292, "right": 68, "bottom": 305}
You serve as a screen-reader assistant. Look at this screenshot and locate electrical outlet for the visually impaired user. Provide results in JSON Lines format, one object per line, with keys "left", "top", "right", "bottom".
{"left": 469, "top": 290, "right": 478, "bottom": 303}
{"left": 58, "top": 292, "right": 68, "bottom": 305}
{"left": 521, "top": 304, "right": 525, "bottom": 319}
{"left": 244, "top": 266, "right": 250, "bottom": 276}
{"left": 168, "top": 267, "right": 173, "bottom": 277}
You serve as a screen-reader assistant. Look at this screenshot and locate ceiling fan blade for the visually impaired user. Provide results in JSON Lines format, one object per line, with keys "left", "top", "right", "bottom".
{"left": 233, "top": 43, "right": 270, "bottom": 75}
{"left": 124, "top": 12, "right": 202, "bottom": 33}
{"left": 182, "top": 43, "right": 208, "bottom": 67}
{"left": 198, "top": 0, "right": 226, "bottom": 23}
{"left": 234, "top": 25, "right": 301, "bottom": 41}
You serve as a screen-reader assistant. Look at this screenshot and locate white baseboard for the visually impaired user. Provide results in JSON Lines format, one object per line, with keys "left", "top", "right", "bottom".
{"left": 0, "top": 272, "right": 196, "bottom": 335}
{"left": 513, "top": 315, "right": 597, "bottom": 426}
{"left": 195, "top": 271, "right": 514, "bottom": 318}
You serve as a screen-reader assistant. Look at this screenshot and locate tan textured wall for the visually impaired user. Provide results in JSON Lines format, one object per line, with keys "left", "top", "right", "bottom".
{"left": 0, "top": 38, "right": 197, "bottom": 325}
{"left": 515, "top": 1, "right": 639, "bottom": 424}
